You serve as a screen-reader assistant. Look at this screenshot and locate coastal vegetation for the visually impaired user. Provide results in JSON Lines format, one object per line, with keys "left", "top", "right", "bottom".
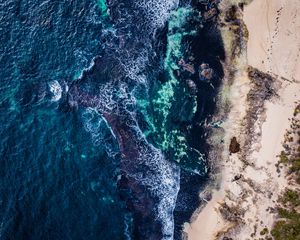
{"left": 271, "top": 104, "right": 300, "bottom": 240}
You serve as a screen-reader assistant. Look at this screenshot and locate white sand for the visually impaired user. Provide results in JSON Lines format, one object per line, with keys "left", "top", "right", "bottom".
{"left": 245, "top": 0, "right": 300, "bottom": 82}
{"left": 185, "top": 0, "right": 300, "bottom": 239}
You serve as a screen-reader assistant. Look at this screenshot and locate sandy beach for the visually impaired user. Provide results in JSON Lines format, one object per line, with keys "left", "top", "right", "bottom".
{"left": 185, "top": 0, "right": 300, "bottom": 239}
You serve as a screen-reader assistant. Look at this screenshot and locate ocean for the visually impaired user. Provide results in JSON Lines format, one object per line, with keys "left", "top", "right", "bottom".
{"left": 0, "top": 0, "right": 224, "bottom": 239}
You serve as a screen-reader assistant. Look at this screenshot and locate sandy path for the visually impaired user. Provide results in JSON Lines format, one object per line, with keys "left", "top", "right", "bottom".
{"left": 245, "top": 0, "right": 300, "bottom": 81}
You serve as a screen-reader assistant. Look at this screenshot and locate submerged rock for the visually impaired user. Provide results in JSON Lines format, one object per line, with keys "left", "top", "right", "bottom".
{"left": 178, "top": 59, "right": 195, "bottom": 74}
{"left": 204, "top": 8, "right": 218, "bottom": 20}
{"left": 186, "top": 79, "right": 198, "bottom": 95}
{"left": 199, "top": 63, "right": 214, "bottom": 82}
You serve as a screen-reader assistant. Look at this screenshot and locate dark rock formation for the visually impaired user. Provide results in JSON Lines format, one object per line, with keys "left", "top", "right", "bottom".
{"left": 229, "top": 137, "right": 240, "bottom": 154}
{"left": 199, "top": 63, "right": 214, "bottom": 81}
{"left": 242, "top": 67, "right": 279, "bottom": 161}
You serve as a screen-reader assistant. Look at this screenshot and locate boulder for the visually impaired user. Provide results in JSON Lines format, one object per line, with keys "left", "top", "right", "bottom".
{"left": 229, "top": 137, "right": 240, "bottom": 154}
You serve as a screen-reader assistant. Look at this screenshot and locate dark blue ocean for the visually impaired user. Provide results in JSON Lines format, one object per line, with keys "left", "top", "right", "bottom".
{"left": 0, "top": 0, "right": 224, "bottom": 239}
{"left": 0, "top": 1, "right": 127, "bottom": 239}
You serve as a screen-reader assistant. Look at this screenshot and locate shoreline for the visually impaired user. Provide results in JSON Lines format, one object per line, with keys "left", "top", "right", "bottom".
{"left": 185, "top": 0, "right": 300, "bottom": 239}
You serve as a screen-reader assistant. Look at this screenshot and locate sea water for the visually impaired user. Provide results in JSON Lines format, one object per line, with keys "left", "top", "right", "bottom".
{"left": 0, "top": 0, "right": 224, "bottom": 239}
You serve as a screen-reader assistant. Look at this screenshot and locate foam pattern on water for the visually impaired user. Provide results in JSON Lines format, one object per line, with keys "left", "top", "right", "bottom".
{"left": 137, "top": 146, "right": 180, "bottom": 239}
{"left": 136, "top": 0, "right": 179, "bottom": 30}
{"left": 119, "top": 122, "right": 180, "bottom": 239}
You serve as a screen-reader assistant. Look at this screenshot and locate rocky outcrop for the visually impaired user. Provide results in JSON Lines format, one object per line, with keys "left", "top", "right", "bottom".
{"left": 242, "top": 66, "right": 279, "bottom": 161}
{"left": 229, "top": 137, "right": 240, "bottom": 154}
{"left": 199, "top": 63, "right": 214, "bottom": 82}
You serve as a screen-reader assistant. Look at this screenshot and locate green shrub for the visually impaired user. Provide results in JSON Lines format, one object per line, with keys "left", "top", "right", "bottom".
{"left": 293, "top": 105, "right": 300, "bottom": 117}
{"left": 279, "top": 151, "right": 289, "bottom": 163}
{"left": 296, "top": 176, "right": 300, "bottom": 184}
{"left": 290, "top": 158, "right": 300, "bottom": 172}
{"left": 272, "top": 206, "right": 300, "bottom": 240}
{"left": 271, "top": 219, "right": 300, "bottom": 240}
{"left": 281, "top": 190, "right": 300, "bottom": 207}
{"left": 260, "top": 227, "right": 268, "bottom": 235}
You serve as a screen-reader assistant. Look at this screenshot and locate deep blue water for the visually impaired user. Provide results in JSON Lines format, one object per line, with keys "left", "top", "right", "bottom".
{"left": 0, "top": 0, "right": 224, "bottom": 239}
{"left": 0, "top": 1, "right": 128, "bottom": 239}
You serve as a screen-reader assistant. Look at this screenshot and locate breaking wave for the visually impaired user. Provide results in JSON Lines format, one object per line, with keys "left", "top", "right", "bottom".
{"left": 135, "top": 141, "right": 180, "bottom": 239}
{"left": 48, "top": 80, "right": 62, "bottom": 102}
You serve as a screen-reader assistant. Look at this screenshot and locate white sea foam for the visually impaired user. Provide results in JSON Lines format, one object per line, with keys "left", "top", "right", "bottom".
{"left": 82, "top": 108, "right": 105, "bottom": 142}
{"left": 81, "top": 82, "right": 137, "bottom": 155}
{"left": 138, "top": 145, "right": 180, "bottom": 239}
{"left": 81, "top": 108, "right": 118, "bottom": 157}
{"left": 116, "top": 0, "right": 179, "bottom": 85}
{"left": 74, "top": 50, "right": 89, "bottom": 70}
{"left": 90, "top": 82, "right": 136, "bottom": 115}
{"left": 48, "top": 80, "right": 62, "bottom": 102}
{"left": 122, "top": 58, "right": 147, "bottom": 85}
{"left": 123, "top": 123, "right": 180, "bottom": 239}
{"left": 136, "top": 0, "right": 179, "bottom": 29}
